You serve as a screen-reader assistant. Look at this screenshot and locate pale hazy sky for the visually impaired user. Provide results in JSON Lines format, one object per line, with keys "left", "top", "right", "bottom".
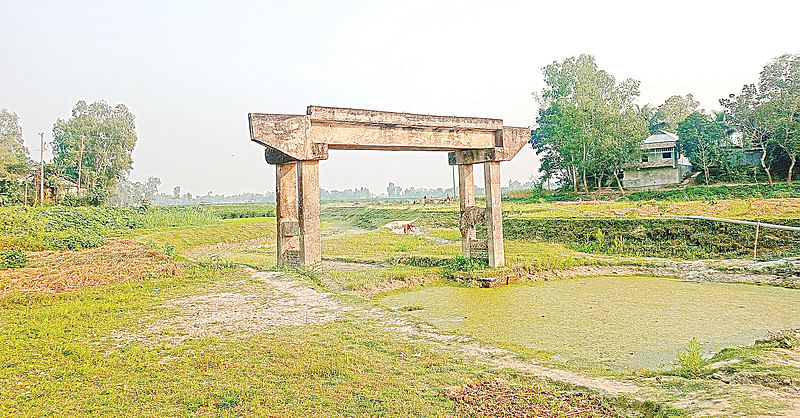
{"left": 2, "top": 0, "right": 798, "bottom": 195}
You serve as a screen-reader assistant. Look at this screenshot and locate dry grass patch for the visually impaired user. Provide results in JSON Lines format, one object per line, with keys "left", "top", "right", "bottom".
{"left": 0, "top": 240, "right": 181, "bottom": 296}
{"left": 450, "top": 378, "right": 615, "bottom": 417}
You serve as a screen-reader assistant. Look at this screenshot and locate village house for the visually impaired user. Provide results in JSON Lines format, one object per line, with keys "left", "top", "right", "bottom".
{"left": 622, "top": 131, "right": 692, "bottom": 189}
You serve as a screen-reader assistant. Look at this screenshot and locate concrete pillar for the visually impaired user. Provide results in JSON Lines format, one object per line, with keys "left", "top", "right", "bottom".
{"left": 297, "top": 160, "right": 321, "bottom": 268}
{"left": 276, "top": 162, "right": 299, "bottom": 267}
{"left": 484, "top": 161, "right": 504, "bottom": 268}
{"left": 458, "top": 164, "right": 476, "bottom": 257}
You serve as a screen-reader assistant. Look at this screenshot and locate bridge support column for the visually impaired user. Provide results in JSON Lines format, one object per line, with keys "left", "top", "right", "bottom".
{"left": 276, "top": 162, "right": 299, "bottom": 267}
{"left": 458, "top": 164, "right": 476, "bottom": 257}
{"left": 484, "top": 161, "right": 505, "bottom": 268}
{"left": 298, "top": 160, "right": 322, "bottom": 269}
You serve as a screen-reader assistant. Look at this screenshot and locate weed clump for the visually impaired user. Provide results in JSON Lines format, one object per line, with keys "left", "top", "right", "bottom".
{"left": 451, "top": 378, "right": 616, "bottom": 417}
{"left": 0, "top": 248, "right": 27, "bottom": 270}
{"left": 442, "top": 256, "right": 489, "bottom": 275}
{"left": 678, "top": 338, "right": 707, "bottom": 377}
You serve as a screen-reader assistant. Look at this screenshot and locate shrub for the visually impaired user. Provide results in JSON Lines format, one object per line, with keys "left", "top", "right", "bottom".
{"left": 677, "top": 338, "right": 706, "bottom": 377}
{"left": 505, "top": 183, "right": 800, "bottom": 203}
{"left": 0, "top": 204, "right": 276, "bottom": 251}
{"left": 0, "top": 248, "right": 27, "bottom": 269}
{"left": 504, "top": 217, "right": 800, "bottom": 259}
{"left": 443, "top": 256, "right": 489, "bottom": 275}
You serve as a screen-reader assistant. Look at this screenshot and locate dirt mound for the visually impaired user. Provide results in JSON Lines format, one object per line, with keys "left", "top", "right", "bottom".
{"left": 450, "top": 378, "right": 616, "bottom": 417}
{"left": 0, "top": 240, "right": 181, "bottom": 296}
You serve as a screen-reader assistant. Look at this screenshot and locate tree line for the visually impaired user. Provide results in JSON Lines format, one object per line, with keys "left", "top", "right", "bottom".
{"left": 532, "top": 54, "right": 800, "bottom": 191}
{"left": 0, "top": 100, "right": 137, "bottom": 205}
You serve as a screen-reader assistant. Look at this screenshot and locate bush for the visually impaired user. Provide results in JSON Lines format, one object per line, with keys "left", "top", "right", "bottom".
{"left": 620, "top": 183, "right": 800, "bottom": 202}
{"left": 0, "top": 204, "right": 277, "bottom": 251}
{"left": 505, "top": 183, "right": 800, "bottom": 203}
{"left": 677, "top": 338, "right": 706, "bottom": 377}
{"left": 504, "top": 217, "right": 800, "bottom": 259}
{"left": 0, "top": 248, "right": 28, "bottom": 269}
{"left": 442, "top": 256, "right": 489, "bottom": 275}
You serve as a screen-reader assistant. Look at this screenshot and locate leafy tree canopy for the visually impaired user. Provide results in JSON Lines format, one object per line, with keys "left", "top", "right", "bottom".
{"left": 0, "top": 108, "right": 31, "bottom": 181}
{"left": 652, "top": 94, "right": 700, "bottom": 133}
{"left": 677, "top": 112, "right": 730, "bottom": 184}
{"left": 51, "top": 100, "right": 138, "bottom": 204}
{"left": 532, "top": 54, "right": 648, "bottom": 193}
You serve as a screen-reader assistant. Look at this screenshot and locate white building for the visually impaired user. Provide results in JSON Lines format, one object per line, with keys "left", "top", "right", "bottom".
{"left": 622, "top": 131, "right": 692, "bottom": 189}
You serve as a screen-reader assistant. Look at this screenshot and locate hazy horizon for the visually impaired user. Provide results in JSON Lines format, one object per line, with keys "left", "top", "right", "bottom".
{"left": 3, "top": 0, "right": 798, "bottom": 196}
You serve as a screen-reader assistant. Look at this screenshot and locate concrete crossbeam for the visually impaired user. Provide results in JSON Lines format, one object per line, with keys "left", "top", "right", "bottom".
{"left": 249, "top": 107, "right": 530, "bottom": 161}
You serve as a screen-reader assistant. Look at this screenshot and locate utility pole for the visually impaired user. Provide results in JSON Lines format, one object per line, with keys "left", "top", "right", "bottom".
{"left": 77, "top": 135, "right": 84, "bottom": 198}
{"left": 39, "top": 132, "right": 45, "bottom": 205}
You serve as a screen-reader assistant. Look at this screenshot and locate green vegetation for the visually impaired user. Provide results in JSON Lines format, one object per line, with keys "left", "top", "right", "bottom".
{"left": 533, "top": 54, "right": 648, "bottom": 193}
{"left": 504, "top": 217, "right": 800, "bottom": 259}
{"left": 1, "top": 262, "right": 628, "bottom": 416}
{"left": 321, "top": 205, "right": 456, "bottom": 230}
{"left": 0, "top": 205, "right": 275, "bottom": 251}
{"left": 0, "top": 248, "right": 27, "bottom": 270}
{"left": 508, "top": 182, "right": 800, "bottom": 203}
{"left": 0, "top": 109, "right": 32, "bottom": 206}
{"left": 677, "top": 113, "right": 732, "bottom": 184}
{"left": 377, "top": 276, "right": 800, "bottom": 372}
{"left": 677, "top": 338, "right": 707, "bottom": 378}
{"left": 134, "top": 217, "right": 275, "bottom": 252}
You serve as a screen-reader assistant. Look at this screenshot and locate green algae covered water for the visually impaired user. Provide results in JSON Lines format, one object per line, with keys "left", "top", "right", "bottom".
{"left": 378, "top": 276, "right": 800, "bottom": 370}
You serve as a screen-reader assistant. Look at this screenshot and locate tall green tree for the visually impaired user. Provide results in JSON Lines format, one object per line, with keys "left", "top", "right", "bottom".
{"left": 653, "top": 94, "right": 700, "bottom": 133}
{"left": 51, "top": 100, "right": 138, "bottom": 204}
{"left": 720, "top": 84, "right": 775, "bottom": 184}
{"left": 758, "top": 54, "right": 800, "bottom": 183}
{"left": 721, "top": 54, "right": 800, "bottom": 184}
{"left": 532, "top": 54, "right": 648, "bottom": 193}
{"left": 677, "top": 112, "right": 730, "bottom": 184}
{"left": 0, "top": 109, "right": 33, "bottom": 204}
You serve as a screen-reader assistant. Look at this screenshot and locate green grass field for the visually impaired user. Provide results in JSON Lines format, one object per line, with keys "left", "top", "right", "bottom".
{"left": 2, "top": 197, "right": 799, "bottom": 416}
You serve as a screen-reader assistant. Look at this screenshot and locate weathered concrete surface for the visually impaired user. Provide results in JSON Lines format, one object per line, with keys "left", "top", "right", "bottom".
{"left": 484, "top": 161, "right": 505, "bottom": 268}
{"left": 249, "top": 106, "right": 530, "bottom": 161}
{"left": 250, "top": 106, "right": 529, "bottom": 269}
{"left": 298, "top": 160, "right": 321, "bottom": 268}
{"left": 448, "top": 126, "right": 531, "bottom": 164}
{"left": 308, "top": 106, "right": 503, "bottom": 130}
{"left": 275, "top": 163, "right": 298, "bottom": 266}
{"left": 458, "top": 164, "right": 476, "bottom": 257}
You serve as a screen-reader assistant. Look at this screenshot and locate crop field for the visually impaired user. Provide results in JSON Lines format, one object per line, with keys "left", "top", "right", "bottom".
{"left": 1, "top": 195, "right": 799, "bottom": 416}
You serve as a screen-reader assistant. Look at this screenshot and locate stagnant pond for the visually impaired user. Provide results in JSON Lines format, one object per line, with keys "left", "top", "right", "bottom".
{"left": 378, "top": 276, "right": 800, "bottom": 370}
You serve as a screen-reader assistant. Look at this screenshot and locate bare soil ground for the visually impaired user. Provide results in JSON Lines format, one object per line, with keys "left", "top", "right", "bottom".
{"left": 115, "top": 270, "right": 355, "bottom": 344}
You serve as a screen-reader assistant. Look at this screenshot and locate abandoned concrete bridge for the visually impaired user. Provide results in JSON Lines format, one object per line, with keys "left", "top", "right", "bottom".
{"left": 248, "top": 106, "right": 530, "bottom": 269}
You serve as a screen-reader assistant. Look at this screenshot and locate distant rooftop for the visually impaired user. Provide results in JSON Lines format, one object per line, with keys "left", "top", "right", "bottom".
{"left": 643, "top": 130, "right": 679, "bottom": 144}
{"left": 641, "top": 130, "right": 678, "bottom": 150}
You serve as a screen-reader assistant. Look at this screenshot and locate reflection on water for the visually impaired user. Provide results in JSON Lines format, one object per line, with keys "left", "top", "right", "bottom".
{"left": 378, "top": 276, "right": 800, "bottom": 369}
